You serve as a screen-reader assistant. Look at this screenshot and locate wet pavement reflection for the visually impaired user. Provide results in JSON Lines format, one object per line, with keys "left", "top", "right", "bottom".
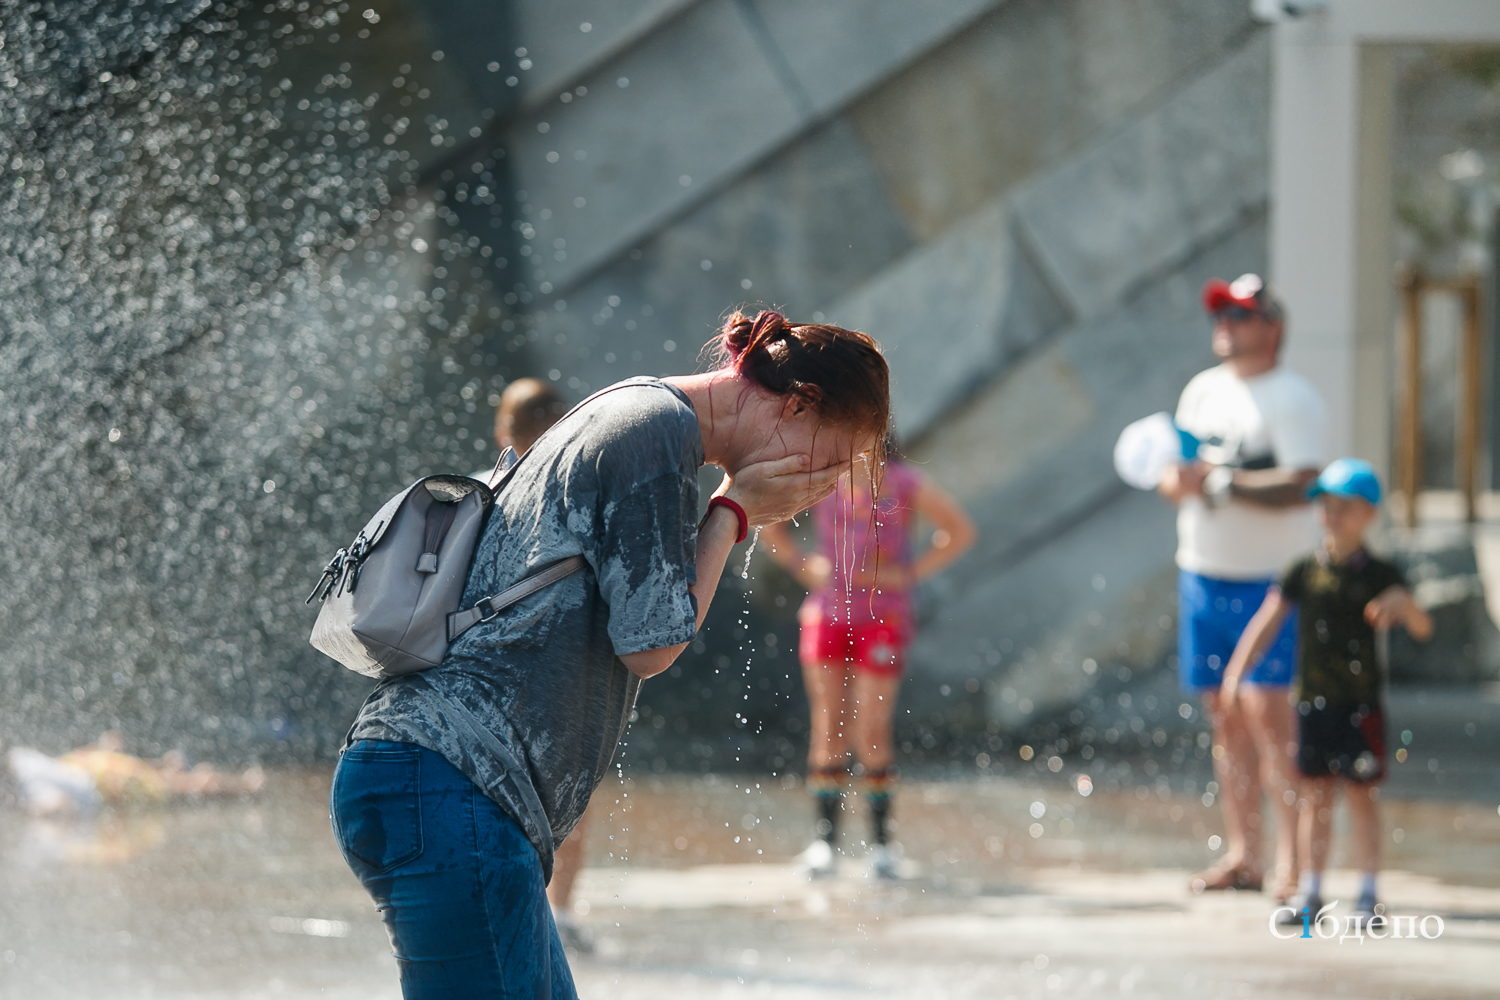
{"left": 2, "top": 759, "right": 1497, "bottom": 999}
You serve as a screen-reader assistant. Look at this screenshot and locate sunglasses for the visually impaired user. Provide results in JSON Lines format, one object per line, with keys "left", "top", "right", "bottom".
{"left": 1214, "top": 304, "right": 1262, "bottom": 322}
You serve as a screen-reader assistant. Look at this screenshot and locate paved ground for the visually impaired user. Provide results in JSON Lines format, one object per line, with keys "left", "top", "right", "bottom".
{"left": 2, "top": 749, "right": 1497, "bottom": 1000}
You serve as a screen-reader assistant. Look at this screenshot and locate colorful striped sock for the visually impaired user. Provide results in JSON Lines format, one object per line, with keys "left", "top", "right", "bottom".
{"left": 860, "top": 766, "right": 899, "bottom": 845}
{"left": 807, "top": 764, "right": 847, "bottom": 844}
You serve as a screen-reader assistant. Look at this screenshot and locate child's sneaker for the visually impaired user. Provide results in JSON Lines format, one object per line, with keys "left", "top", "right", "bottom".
{"left": 796, "top": 839, "right": 838, "bottom": 879}
{"left": 1352, "top": 894, "right": 1380, "bottom": 926}
{"left": 1278, "top": 893, "right": 1322, "bottom": 926}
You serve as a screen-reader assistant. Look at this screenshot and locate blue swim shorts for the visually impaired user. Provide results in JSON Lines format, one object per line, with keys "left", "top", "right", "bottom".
{"left": 1177, "top": 569, "right": 1297, "bottom": 693}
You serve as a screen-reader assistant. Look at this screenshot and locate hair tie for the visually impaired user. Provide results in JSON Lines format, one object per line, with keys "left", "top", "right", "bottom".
{"left": 749, "top": 310, "right": 785, "bottom": 342}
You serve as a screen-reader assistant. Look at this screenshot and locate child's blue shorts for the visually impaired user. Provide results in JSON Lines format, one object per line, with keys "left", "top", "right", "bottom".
{"left": 1178, "top": 570, "right": 1297, "bottom": 693}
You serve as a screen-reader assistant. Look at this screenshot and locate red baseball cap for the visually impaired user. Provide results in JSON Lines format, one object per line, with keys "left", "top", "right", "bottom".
{"left": 1202, "top": 273, "right": 1282, "bottom": 318}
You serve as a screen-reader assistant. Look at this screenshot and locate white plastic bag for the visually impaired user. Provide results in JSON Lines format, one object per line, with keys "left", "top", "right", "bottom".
{"left": 6, "top": 747, "right": 101, "bottom": 816}
{"left": 1113, "top": 412, "right": 1197, "bottom": 491}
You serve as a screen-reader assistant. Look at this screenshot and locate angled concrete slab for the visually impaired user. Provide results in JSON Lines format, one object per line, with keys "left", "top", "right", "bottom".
{"left": 506, "top": 0, "right": 807, "bottom": 291}
{"left": 514, "top": 0, "right": 699, "bottom": 103}
{"left": 823, "top": 31, "right": 1271, "bottom": 443}
{"left": 822, "top": 200, "right": 1070, "bottom": 440}
{"left": 502, "top": 0, "right": 1024, "bottom": 293}
{"left": 848, "top": 0, "right": 1259, "bottom": 240}
{"left": 518, "top": 117, "right": 915, "bottom": 394}
{"left": 746, "top": 0, "right": 1001, "bottom": 116}
{"left": 1011, "top": 31, "right": 1271, "bottom": 321}
{"left": 414, "top": 1, "right": 699, "bottom": 112}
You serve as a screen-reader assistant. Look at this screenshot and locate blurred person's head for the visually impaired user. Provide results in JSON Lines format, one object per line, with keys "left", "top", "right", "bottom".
{"left": 1310, "top": 458, "right": 1382, "bottom": 554}
{"left": 705, "top": 309, "right": 889, "bottom": 476}
{"left": 495, "top": 378, "right": 567, "bottom": 455}
{"left": 1203, "top": 273, "right": 1285, "bottom": 373}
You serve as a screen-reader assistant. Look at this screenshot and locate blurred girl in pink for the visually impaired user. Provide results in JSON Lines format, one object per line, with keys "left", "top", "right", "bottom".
{"left": 763, "top": 445, "right": 974, "bottom": 878}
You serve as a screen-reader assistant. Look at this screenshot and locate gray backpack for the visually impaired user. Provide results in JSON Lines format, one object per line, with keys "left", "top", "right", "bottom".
{"left": 306, "top": 447, "right": 584, "bottom": 679}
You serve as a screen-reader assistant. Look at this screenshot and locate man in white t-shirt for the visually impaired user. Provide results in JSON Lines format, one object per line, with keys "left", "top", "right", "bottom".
{"left": 1159, "top": 273, "right": 1326, "bottom": 900}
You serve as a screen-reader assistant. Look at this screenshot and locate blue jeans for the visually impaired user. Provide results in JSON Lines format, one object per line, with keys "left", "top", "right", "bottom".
{"left": 1178, "top": 570, "right": 1298, "bottom": 693}
{"left": 331, "top": 740, "right": 577, "bottom": 1000}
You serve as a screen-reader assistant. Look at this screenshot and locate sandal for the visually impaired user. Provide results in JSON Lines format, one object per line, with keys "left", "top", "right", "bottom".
{"left": 1189, "top": 863, "right": 1262, "bottom": 893}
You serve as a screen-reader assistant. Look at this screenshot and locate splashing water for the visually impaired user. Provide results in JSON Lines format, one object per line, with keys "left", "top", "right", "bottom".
{"left": 739, "top": 526, "right": 762, "bottom": 579}
{"left": 0, "top": 2, "right": 539, "bottom": 757}
{"left": 0, "top": 3, "right": 808, "bottom": 773}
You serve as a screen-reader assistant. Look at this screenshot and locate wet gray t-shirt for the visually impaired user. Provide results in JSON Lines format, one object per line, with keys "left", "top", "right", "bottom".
{"left": 349, "top": 378, "right": 702, "bottom": 876}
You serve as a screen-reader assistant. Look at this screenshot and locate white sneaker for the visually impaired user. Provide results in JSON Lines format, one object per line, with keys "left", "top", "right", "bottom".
{"left": 796, "top": 839, "right": 838, "bottom": 879}
{"left": 866, "top": 844, "right": 900, "bottom": 881}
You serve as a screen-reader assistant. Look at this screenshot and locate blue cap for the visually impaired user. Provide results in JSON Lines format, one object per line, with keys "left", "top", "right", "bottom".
{"left": 1309, "top": 458, "right": 1382, "bottom": 505}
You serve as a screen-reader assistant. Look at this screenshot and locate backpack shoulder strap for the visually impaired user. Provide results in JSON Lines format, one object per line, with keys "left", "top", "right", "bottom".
{"left": 446, "top": 555, "right": 586, "bottom": 642}
{"left": 484, "top": 446, "right": 519, "bottom": 490}
{"left": 449, "top": 378, "right": 665, "bottom": 640}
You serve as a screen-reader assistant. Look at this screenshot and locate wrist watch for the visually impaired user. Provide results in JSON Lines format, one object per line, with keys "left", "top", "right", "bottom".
{"left": 1203, "top": 465, "right": 1234, "bottom": 508}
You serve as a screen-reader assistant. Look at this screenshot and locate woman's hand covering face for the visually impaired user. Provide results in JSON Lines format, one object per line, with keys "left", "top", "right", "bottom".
{"left": 720, "top": 453, "right": 851, "bottom": 528}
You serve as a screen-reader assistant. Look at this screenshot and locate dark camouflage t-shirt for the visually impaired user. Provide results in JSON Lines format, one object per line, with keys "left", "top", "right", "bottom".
{"left": 1279, "top": 550, "right": 1406, "bottom": 706}
{"left": 350, "top": 378, "right": 702, "bottom": 874}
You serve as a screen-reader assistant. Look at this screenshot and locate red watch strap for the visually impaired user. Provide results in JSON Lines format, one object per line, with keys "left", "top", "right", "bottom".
{"left": 704, "top": 495, "right": 749, "bottom": 544}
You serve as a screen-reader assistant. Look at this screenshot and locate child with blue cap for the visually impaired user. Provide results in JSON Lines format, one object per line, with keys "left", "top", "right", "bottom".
{"left": 1221, "top": 458, "right": 1432, "bottom": 926}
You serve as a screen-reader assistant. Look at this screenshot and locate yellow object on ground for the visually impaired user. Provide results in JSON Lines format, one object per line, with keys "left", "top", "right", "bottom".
{"left": 58, "top": 749, "right": 169, "bottom": 805}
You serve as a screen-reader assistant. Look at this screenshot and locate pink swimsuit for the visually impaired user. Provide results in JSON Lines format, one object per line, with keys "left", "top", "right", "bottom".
{"left": 798, "top": 459, "right": 921, "bottom": 675}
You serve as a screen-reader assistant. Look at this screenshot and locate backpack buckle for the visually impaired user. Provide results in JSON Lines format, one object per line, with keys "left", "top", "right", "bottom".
{"left": 306, "top": 548, "right": 348, "bottom": 604}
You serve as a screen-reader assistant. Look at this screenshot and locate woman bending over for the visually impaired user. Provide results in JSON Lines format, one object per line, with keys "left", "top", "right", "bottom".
{"left": 331, "top": 310, "right": 889, "bottom": 999}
